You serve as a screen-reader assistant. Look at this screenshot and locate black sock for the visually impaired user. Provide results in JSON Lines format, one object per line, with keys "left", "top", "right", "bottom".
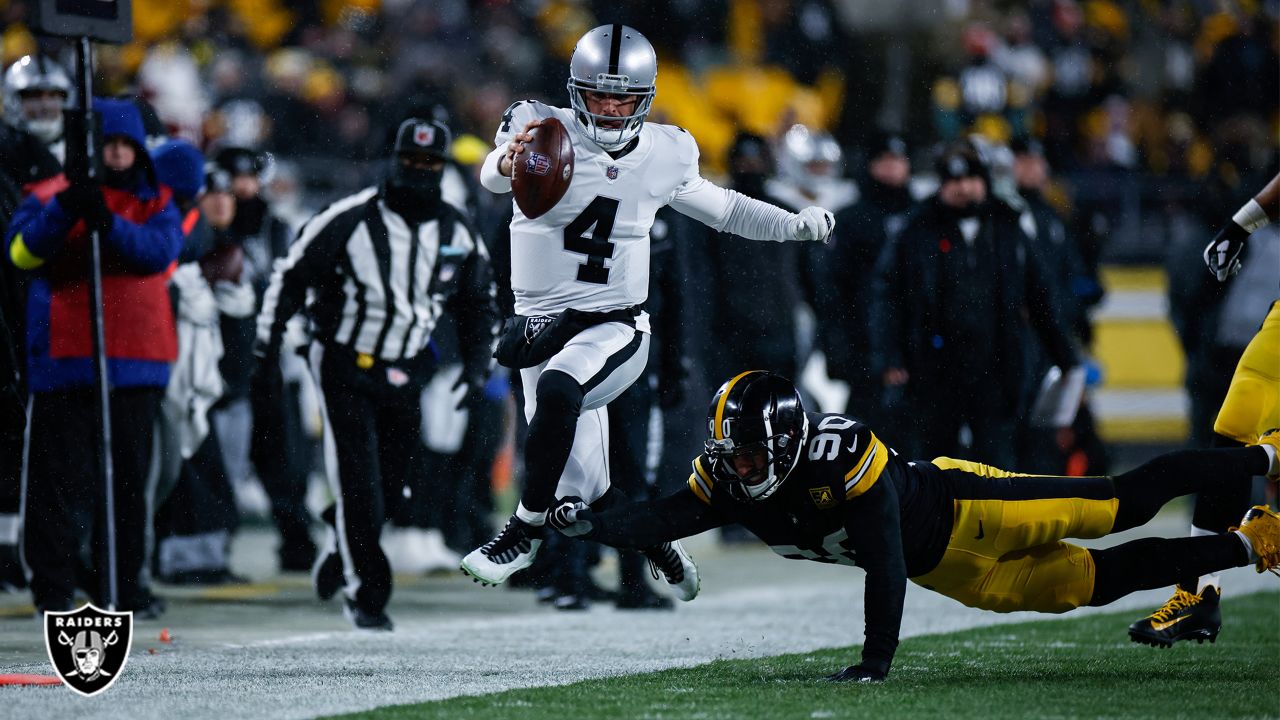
{"left": 521, "top": 370, "right": 584, "bottom": 515}
{"left": 1111, "top": 447, "right": 1266, "bottom": 532}
{"left": 1089, "top": 534, "right": 1248, "bottom": 606}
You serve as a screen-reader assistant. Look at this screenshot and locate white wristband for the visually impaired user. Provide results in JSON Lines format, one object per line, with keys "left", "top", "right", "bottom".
{"left": 1232, "top": 199, "right": 1270, "bottom": 233}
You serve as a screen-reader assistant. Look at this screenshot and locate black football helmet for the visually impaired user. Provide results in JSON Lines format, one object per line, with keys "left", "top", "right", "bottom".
{"left": 704, "top": 371, "right": 809, "bottom": 502}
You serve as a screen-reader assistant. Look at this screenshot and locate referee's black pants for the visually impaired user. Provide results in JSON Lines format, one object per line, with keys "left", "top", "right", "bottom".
{"left": 23, "top": 386, "right": 160, "bottom": 611}
{"left": 311, "top": 343, "right": 428, "bottom": 614}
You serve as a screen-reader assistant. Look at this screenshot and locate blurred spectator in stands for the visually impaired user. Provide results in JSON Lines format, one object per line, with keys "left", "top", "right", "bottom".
{"left": 819, "top": 131, "right": 914, "bottom": 424}
{"left": 206, "top": 145, "right": 318, "bottom": 571}
{"left": 706, "top": 132, "right": 806, "bottom": 383}
{"left": 151, "top": 140, "right": 248, "bottom": 584}
{"left": 932, "top": 22, "right": 1032, "bottom": 144}
{"left": 1010, "top": 136, "right": 1107, "bottom": 475}
{"left": 993, "top": 11, "right": 1048, "bottom": 94}
{"left": 137, "top": 42, "right": 208, "bottom": 144}
{"left": 871, "top": 141, "right": 1076, "bottom": 467}
{"left": 1193, "top": 11, "right": 1279, "bottom": 133}
{"left": 10, "top": 98, "right": 182, "bottom": 615}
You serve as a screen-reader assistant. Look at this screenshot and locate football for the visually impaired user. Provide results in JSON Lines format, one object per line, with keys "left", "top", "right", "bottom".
{"left": 511, "top": 116, "right": 574, "bottom": 219}
{"left": 199, "top": 242, "right": 245, "bottom": 284}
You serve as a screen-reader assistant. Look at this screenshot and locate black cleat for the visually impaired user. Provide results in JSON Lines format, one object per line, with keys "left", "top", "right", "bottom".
{"left": 312, "top": 551, "right": 344, "bottom": 602}
{"left": 1129, "top": 586, "right": 1221, "bottom": 648}
{"left": 343, "top": 600, "right": 393, "bottom": 632}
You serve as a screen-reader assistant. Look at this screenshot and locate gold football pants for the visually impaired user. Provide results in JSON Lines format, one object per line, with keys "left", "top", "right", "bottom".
{"left": 910, "top": 458, "right": 1119, "bottom": 613}
{"left": 1214, "top": 301, "right": 1280, "bottom": 444}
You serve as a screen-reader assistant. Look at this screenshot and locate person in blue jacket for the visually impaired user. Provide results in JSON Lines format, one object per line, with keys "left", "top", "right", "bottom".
{"left": 8, "top": 97, "right": 181, "bottom": 615}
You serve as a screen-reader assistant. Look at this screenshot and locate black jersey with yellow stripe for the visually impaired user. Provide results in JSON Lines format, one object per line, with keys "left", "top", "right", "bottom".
{"left": 687, "top": 412, "right": 941, "bottom": 574}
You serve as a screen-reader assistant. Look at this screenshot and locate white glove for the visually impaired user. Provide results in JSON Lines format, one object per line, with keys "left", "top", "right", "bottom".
{"left": 790, "top": 206, "right": 835, "bottom": 243}
{"left": 548, "top": 498, "right": 594, "bottom": 537}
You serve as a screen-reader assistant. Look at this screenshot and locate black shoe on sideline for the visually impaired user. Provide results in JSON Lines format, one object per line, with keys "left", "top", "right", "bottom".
{"left": 343, "top": 600, "right": 393, "bottom": 632}
{"left": 313, "top": 551, "right": 344, "bottom": 602}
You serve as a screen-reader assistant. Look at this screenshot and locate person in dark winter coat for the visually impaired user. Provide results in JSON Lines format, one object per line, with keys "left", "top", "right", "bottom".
{"left": 8, "top": 97, "right": 182, "bottom": 615}
{"left": 871, "top": 141, "right": 1075, "bottom": 467}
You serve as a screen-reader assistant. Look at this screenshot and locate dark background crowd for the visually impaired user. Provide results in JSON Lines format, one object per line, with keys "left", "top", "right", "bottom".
{"left": 0, "top": 0, "right": 1275, "bottom": 612}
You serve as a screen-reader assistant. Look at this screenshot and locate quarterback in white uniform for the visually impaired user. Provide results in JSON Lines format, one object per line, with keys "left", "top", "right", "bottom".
{"left": 461, "top": 24, "right": 836, "bottom": 593}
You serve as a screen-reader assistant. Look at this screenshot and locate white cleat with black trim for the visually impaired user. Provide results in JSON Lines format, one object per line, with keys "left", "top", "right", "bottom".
{"left": 644, "top": 540, "right": 700, "bottom": 601}
{"left": 460, "top": 516, "right": 544, "bottom": 586}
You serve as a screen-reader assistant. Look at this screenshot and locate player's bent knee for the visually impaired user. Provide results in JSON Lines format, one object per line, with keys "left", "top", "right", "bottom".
{"left": 535, "top": 369, "right": 585, "bottom": 417}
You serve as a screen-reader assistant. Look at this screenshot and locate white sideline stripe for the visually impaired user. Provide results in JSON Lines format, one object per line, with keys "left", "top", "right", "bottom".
{"left": 220, "top": 632, "right": 346, "bottom": 649}
{"left": 1092, "top": 388, "right": 1189, "bottom": 417}
{"left": 1091, "top": 290, "right": 1167, "bottom": 321}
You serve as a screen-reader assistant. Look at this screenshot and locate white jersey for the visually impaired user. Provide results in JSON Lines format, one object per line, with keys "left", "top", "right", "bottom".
{"left": 482, "top": 100, "right": 805, "bottom": 323}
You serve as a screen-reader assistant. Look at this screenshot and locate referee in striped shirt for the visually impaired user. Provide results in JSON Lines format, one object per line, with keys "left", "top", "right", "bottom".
{"left": 254, "top": 119, "right": 498, "bottom": 630}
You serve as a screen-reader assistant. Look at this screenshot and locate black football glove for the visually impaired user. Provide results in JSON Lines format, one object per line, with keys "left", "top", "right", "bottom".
{"left": 84, "top": 190, "right": 114, "bottom": 234}
{"left": 1202, "top": 221, "right": 1249, "bottom": 282}
{"left": 825, "top": 664, "right": 887, "bottom": 683}
{"left": 55, "top": 183, "right": 97, "bottom": 220}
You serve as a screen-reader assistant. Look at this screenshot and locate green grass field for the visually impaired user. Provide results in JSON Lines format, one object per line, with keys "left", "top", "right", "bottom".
{"left": 332, "top": 590, "right": 1280, "bottom": 720}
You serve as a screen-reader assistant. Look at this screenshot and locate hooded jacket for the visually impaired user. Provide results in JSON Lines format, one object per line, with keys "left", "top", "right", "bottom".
{"left": 6, "top": 98, "right": 183, "bottom": 392}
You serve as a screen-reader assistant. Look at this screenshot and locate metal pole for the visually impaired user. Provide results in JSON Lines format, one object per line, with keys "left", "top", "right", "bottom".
{"left": 72, "top": 36, "right": 118, "bottom": 611}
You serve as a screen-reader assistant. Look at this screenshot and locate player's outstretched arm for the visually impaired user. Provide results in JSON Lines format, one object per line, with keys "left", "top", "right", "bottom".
{"left": 669, "top": 175, "right": 835, "bottom": 243}
{"left": 549, "top": 490, "right": 723, "bottom": 549}
{"left": 1203, "top": 171, "right": 1280, "bottom": 281}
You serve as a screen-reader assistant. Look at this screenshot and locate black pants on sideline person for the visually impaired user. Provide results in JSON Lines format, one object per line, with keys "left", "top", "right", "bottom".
{"left": 251, "top": 378, "right": 317, "bottom": 569}
{"left": 23, "top": 386, "right": 161, "bottom": 611}
{"left": 310, "top": 343, "right": 428, "bottom": 615}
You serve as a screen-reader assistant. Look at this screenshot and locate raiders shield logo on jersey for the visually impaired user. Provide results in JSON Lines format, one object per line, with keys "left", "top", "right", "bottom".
{"left": 44, "top": 604, "right": 133, "bottom": 696}
{"left": 524, "top": 315, "right": 555, "bottom": 342}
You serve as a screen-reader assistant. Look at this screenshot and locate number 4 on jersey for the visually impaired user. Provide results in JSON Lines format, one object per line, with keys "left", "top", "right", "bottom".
{"left": 563, "top": 196, "right": 619, "bottom": 284}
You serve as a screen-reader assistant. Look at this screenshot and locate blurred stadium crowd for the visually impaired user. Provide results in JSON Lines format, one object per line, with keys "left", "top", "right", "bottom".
{"left": 0, "top": 0, "right": 1275, "bottom": 617}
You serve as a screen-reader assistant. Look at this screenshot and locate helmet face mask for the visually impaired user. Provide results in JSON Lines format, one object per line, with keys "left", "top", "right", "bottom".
{"left": 705, "top": 371, "right": 809, "bottom": 502}
{"left": 3, "top": 55, "right": 71, "bottom": 144}
{"left": 567, "top": 25, "right": 657, "bottom": 150}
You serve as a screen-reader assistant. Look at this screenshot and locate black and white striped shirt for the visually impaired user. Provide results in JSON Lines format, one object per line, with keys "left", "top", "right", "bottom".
{"left": 256, "top": 186, "right": 497, "bottom": 365}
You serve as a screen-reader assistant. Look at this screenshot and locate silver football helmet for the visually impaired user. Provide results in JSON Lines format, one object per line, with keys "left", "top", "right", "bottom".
{"left": 3, "top": 55, "right": 72, "bottom": 144}
{"left": 778, "top": 124, "right": 844, "bottom": 195}
{"left": 567, "top": 24, "right": 657, "bottom": 150}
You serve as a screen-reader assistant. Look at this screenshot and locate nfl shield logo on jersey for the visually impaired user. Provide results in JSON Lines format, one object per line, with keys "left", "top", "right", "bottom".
{"left": 525, "top": 152, "right": 552, "bottom": 176}
{"left": 606, "top": 165, "right": 619, "bottom": 180}
{"left": 44, "top": 604, "right": 133, "bottom": 696}
{"left": 413, "top": 124, "right": 435, "bottom": 147}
